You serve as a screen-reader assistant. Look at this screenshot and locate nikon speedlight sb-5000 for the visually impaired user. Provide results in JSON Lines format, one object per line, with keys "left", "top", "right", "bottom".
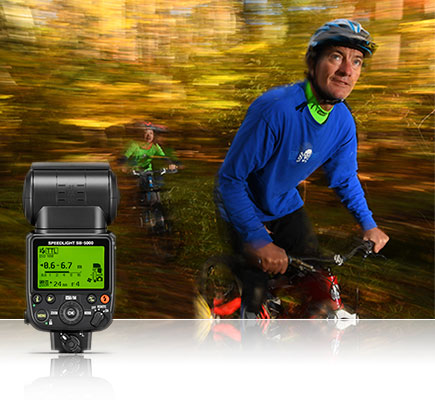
{"left": 23, "top": 163, "right": 120, "bottom": 353}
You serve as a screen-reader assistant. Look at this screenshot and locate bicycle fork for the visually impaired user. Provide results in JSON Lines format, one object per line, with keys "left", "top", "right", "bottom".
{"left": 326, "top": 274, "right": 343, "bottom": 310}
{"left": 299, "top": 269, "right": 343, "bottom": 313}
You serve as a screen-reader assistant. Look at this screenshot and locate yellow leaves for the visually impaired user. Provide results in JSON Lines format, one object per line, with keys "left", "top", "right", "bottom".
{"left": 112, "top": 82, "right": 147, "bottom": 95}
{"left": 77, "top": 81, "right": 146, "bottom": 96}
{"left": 226, "top": 42, "right": 268, "bottom": 54}
{"left": 2, "top": 2, "right": 34, "bottom": 27}
{"left": 153, "top": 79, "right": 182, "bottom": 85}
{"left": 189, "top": 46, "right": 223, "bottom": 57}
{"left": 405, "top": 86, "right": 435, "bottom": 95}
{"left": 60, "top": 119, "right": 120, "bottom": 128}
{"left": 192, "top": 100, "right": 240, "bottom": 109}
{"left": 354, "top": 84, "right": 388, "bottom": 90}
{"left": 193, "top": 74, "right": 247, "bottom": 86}
{"left": 147, "top": 91, "right": 185, "bottom": 100}
{"left": 399, "top": 19, "right": 435, "bottom": 34}
{"left": 140, "top": 14, "right": 175, "bottom": 25}
{"left": 65, "top": 153, "right": 115, "bottom": 162}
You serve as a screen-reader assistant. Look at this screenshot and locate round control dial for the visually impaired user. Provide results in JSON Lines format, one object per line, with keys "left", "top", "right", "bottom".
{"left": 59, "top": 301, "right": 84, "bottom": 325}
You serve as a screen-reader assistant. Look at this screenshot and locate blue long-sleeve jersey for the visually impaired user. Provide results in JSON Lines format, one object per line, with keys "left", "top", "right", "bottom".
{"left": 217, "top": 81, "right": 377, "bottom": 247}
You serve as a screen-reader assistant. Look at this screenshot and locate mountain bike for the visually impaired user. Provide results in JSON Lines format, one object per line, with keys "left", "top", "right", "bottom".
{"left": 195, "top": 240, "right": 378, "bottom": 320}
{"left": 132, "top": 168, "right": 178, "bottom": 257}
{"left": 132, "top": 168, "right": 177, "bottom": 232}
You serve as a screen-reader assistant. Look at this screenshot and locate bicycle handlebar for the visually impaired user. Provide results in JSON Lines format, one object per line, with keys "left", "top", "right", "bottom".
{"left": 287, "top": 240, "right": 375, "bottom": 274}
{"left": 132, "top": 167, "right": 178, "bottom": 177}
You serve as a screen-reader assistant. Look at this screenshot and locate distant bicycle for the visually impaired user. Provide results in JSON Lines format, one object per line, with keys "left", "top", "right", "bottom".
{"left": 132, "top": 168, "right": 178, "bottom": 257}
{"left": 133, "top": 168, "right": 176, "bottom": 232}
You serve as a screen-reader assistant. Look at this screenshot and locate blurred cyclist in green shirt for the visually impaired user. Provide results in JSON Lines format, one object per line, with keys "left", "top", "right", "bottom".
{"left": 124, "top": 121, "right": 177, "bottom": 171}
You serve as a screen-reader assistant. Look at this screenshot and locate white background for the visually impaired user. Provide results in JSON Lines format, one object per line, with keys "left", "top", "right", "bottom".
{"left": 0, "top": 319, "right": 433, "bottom": 400}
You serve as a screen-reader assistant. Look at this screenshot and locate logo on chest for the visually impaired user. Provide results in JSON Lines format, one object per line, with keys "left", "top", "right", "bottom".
{"left": 296, "top": 148, "right": 313, "bottom": 163}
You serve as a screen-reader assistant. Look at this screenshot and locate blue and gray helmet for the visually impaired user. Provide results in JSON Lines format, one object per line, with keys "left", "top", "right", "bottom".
{"left": 307, "top": 19, "right": 377, "bottom": 58}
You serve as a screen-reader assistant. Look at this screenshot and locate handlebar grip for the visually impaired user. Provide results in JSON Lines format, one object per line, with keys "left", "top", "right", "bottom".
{"left": 365, "top": 240, "right": 374, "bottom": 252}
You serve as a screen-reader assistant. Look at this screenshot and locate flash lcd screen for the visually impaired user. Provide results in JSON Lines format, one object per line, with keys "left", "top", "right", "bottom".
{"left": 36, "top": 245, "right": 105, "bottom": 290}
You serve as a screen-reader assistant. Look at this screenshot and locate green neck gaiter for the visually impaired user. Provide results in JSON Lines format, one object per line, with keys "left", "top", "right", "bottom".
{"left": 304, "top": 80, "right": 333, "bottom": 124}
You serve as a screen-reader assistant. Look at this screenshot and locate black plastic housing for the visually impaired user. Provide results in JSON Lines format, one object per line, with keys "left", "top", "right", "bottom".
{"left": 23, "top": 162, "right": 119, "bottom": 352}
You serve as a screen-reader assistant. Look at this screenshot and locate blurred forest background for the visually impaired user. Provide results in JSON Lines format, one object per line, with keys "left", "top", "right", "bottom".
{"left": 0, "top": 0, "right": 433, "bottom": 318}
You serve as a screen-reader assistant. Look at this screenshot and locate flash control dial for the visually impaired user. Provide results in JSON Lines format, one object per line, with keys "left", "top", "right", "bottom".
{"left": 58, "top": 301, "right": 84, "bottom": 325}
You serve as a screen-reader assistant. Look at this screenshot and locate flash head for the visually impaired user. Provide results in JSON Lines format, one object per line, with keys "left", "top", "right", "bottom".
{"left": 23, "top": 162, "right": 119, "bottom": 230}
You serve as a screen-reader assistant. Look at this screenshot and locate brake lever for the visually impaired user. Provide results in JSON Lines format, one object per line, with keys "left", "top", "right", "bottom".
{"left": 368, "top": 251, "right": 387, "bottom": 261}
{"left": 362, "top": 240, "right": 374, "bottom": 259}
{"left": 361, "top": 240, "right": 387, "bottom": 261}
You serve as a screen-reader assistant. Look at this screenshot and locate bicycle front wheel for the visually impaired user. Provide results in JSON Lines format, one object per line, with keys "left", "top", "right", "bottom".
{"left": 196, "top": 255, "right": 242, "bottom": 319}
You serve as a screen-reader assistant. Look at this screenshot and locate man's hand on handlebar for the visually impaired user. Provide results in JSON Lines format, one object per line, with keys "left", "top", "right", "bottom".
{"left": 363, "top": 227, "right": 389, "bottom": 253}
{"left": 244, "top": 242, "right": 288, "bottom": 275}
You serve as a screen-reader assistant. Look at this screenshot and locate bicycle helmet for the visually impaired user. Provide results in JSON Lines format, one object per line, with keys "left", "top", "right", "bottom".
{"left": 305, "top": 19, "right": 377, "bottom": 104}
{"left": 126, "top": 120, "right": 168, "bottom": 133}
{"left": 307, "top": 19, "right": 377, "bottom": 58}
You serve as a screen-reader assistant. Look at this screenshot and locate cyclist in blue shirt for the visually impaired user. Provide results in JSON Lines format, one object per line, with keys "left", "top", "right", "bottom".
{"left": 215, "top": 19, "right": 389, "bottom": 318}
